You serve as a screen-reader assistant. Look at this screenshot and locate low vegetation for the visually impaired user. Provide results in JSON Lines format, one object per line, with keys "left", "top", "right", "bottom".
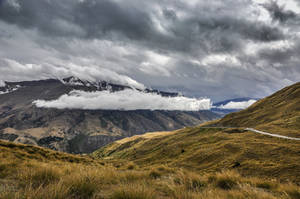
{"left": 95, "top": 127, "right": 300, "bottom": 183}
{"left": 0, "top": 140, "right": 300, "bottom": 199}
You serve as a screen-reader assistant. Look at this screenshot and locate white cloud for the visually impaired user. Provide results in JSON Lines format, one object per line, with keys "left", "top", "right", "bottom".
{"left": 33, "top": 89, "right": 212, "bottom": 111}
{"left": 218, "top": 99, "right": 257, "bottom": 109}
{"left": 201, "top": 54, "right": 241, "bottom": 67}
{"left": 139, "top": 51, "right": 172, "bottom": 76}
{"left": 0, "top": 80, "right": 5, "bottom": 87}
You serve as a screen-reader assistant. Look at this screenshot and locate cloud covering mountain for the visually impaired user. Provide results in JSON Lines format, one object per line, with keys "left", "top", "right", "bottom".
{"left": 0, "top": 0, "right": 299, "bottom": 100}
{"left": 217, "top": 99, "right": 257, "bottom": 110}
{"left": 0, "top": 80, "right": 5, "bottom": 87}
{"left": 33, "top": 89, "right": 212, "bottom": 111}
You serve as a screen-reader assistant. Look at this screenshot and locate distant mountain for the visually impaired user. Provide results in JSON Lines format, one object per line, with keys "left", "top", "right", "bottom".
{"left": 0, "top": 77, "right": 219, "bottom": 153}
{"left": 211, "top": 98, "right": 259, "bottom": 116}
{"left": 60, "top": 76, "right": 180, "bottom": 97}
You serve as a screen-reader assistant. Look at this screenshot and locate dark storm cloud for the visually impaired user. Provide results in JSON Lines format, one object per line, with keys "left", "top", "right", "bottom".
{"left": 0, "top": 0, "right": 284, "bottom": 54}
{"left": 0, "top": 0, "right": 299, "bottom": 101}
{"left": 262, "top": 0, "right": 297, "bottom": 23}
{"left": 74, "top": 1, "right": 154, "bottom": 40}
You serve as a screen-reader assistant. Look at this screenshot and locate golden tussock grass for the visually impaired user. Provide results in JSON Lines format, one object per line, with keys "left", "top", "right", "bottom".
{"left": 1, "top": 157, "right": 300, "bottom": 199}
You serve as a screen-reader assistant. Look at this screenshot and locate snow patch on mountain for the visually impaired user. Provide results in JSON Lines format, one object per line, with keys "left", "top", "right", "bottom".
{"left": 0, "top": 85, "right": 21, "bottom": 95}
{"left": 33, "top": 89, "right": 212, "bottom": 111}
{"left": 61, "top": 76, "right": 86, "bottom": 86}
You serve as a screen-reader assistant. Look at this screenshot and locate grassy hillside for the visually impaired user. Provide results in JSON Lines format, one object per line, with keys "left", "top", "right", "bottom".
{"left": 94, "top": 127, "right": 300, "bottom": 183}
{"left": 214, "top": 82, "right": 300, "bottom": 137}
{"left": 91, "top": 82, "right": 300, "bottom": 198}
{"left": 1, "top": 140, "right": 300, "bottom": 199}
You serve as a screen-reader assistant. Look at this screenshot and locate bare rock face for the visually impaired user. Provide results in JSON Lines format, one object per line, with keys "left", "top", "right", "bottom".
{"left": 0, "top": 78, "right": 219, "bottom": 153}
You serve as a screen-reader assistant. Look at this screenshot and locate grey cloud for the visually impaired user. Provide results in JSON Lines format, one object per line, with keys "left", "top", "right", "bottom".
{"left": 0, "top": 0, "right": 299, "bottom": 102}
{"left": 0, "top": 0, "right": 285, "bottom": 54}
{"left": 262, "top": 0, "right": 297, "bottom": 23}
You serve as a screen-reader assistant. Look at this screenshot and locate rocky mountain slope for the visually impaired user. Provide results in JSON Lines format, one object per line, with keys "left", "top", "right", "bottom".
{"left": 0, "top": 77, "right": 219, "bottom": 153}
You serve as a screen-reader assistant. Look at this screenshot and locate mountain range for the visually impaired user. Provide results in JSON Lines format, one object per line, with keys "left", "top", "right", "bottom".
{"left": 0, "top": 77, "right": 219, "bottom": 153}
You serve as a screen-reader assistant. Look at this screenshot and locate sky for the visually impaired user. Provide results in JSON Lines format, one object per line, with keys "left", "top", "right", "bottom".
{"left": 0, "top": 0, "right": 299, "bottom": 101}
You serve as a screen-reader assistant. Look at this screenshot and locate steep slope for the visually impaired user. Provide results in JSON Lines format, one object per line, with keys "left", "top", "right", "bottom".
{"left": 214, "top": 82, "right": 300, "bottom": 137}
{"left": 94, "top": 82, "right": 300, "bottom": 183}
{"left": 0, "top": 78, "right": 219, "bottom": 153}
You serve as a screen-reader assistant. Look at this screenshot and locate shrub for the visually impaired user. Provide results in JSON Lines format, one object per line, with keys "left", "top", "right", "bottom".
{"left": 62, "top": 169, "right": 101, "bottom": 199}
{"left": 216, "top": 178, "right": 237, "bottom": 190}
{"left": 256, "top": 181, "right": 278, "bottom": 190}
{"left": 110, "top": 185, "right": 156, "bottom": 199}
{"left": 149, "top": 170, "right": 161, "bottom": 179}
{"left": 127, "top": 163, "right": 135, "bottom": 170}
{"left": 213, "top": 170, "right": 240, "bottom": 190}
{"left": 286, "top": 190, "right": 300, "bottom": 199}
{"left": 173, "top": 171, "right": 206, "bottom": 191}
{"left": 67, "top": 176, "right": 98, "bottom": 199}
{"left": 19, "top": 166, "right": 61, "bottom": 188}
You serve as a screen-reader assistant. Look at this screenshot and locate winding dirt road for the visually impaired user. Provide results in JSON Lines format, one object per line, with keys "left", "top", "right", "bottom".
{"left": 245, "top": 128, "right": 300, "bottom": 141}
{"left": 199, "top": 126, "right": 300, "bottom": 141}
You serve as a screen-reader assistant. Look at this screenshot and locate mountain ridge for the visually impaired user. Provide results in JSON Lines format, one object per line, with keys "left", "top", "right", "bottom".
{"left": 0, "top": 77, "right": 219, "bottom": 153}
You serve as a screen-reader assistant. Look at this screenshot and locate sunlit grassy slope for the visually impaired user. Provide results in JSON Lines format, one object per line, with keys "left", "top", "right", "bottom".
{"left": 94, "top": 127, "right": 300, "bottom": 182}
{"left": 214, "top": 82, "right": 300, "bottom": 137}
{"left": 94, "top": 82, "right": 300, "bottom": 183}
{"left": 1, "top": 140, "right": 300, "bottom": 199}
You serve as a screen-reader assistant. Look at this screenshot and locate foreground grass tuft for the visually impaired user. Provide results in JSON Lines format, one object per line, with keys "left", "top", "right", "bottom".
{"left": 110, "top": 184, "right": 156, "bottom": 199}
{"left": 1, "top": 140, "right": 300, "bottom": 199}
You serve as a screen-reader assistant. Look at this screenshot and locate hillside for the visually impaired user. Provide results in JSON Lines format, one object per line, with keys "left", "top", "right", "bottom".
{"left": 94, "top": 82, "right": 300, "bottom": 184}
{"left": 1, "top": 140, "right": 300, "bottom": 199}
{"left": 0, "top": 78, "right": 218, "bottom": 153}
{"left": 214, "top": 82, "right": 300, "bottom": 137}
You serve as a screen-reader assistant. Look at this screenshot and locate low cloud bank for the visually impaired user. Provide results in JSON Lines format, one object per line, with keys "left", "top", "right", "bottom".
{"left": 33, "top": 89, "right": 212, "bottom": 111}
{"left": 218, "top": 100, "right": 257, "bottom": 109}
{"left": 0, "top": 80, "right": 5, "bottom": 87}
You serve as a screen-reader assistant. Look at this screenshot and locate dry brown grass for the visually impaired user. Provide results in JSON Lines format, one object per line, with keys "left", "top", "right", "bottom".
{"left": 1, "top": 156, "right": 300, "bottom": 199}
{"left": 1, "top": 139, "right": 299, "bottom": 199}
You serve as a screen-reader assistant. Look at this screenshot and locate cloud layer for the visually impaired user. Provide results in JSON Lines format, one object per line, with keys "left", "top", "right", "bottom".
{"left": 0, "top": 80, "right": 5, "bottom": 87}
{"left": 0, "top": 0, "right": 300, "bottom": 101}
{"left": 33, "top": 89, "right": 212, "bottom": 111}
{"left": 217, "top": 100, "right": 257, "bottom": 109}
